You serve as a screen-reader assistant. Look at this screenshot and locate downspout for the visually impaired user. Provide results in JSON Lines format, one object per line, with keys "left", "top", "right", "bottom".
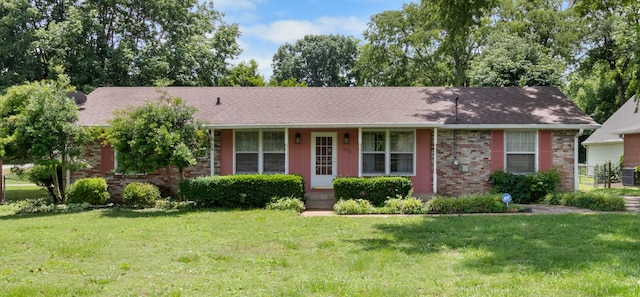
{"left": 209, "top": 129, "right": 215, "bottom": 176}
{"left": 574, "top": 128, "right": 584, "bottom": 191}
{"left": 433, "top": 128, "right": 438, "bottom": 194}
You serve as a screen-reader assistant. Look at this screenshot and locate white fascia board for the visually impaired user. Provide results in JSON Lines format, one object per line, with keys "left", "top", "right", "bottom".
{"left": 582, "top": 139, "right": 624, "bottom": 146}
{"left": 440, "top": 124, "right": 601, "bottom": 130}
{"left": 204, "top": 122, "right": 444, "bottom": 129}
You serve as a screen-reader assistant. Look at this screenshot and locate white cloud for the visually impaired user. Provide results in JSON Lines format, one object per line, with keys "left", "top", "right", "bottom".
{"left": 214, "top": 0, "right": 265, "bottom": 12}
{"left": 242, "top": 16, "right": 368, "bottom": 44}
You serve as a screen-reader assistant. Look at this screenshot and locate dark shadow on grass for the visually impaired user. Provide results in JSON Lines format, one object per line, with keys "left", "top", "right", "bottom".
{"left": 349, "top": 213, "right": 640, "bottom": 276}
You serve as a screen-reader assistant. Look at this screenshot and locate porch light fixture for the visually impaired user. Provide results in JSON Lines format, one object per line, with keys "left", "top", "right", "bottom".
{"left": 343, "top": 133, "right": 350, "bottom": 144}
{"left": 295, "top": 133, "right": 301, "bottom": 144}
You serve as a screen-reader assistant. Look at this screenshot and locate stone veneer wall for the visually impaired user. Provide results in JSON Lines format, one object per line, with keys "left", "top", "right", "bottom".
{"left": 435, "top": 129, "right": 577, "bottom": 197}
{"left": 436, "top": 130, "right": 492, "bottom": 197}
{"left": 71, "top": 131, "right": 221, "bottom": 199}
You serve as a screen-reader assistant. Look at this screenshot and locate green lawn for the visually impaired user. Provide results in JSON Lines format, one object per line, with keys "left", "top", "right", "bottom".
{"left": 0, "top": 208, "right": 638, "bottom": 296}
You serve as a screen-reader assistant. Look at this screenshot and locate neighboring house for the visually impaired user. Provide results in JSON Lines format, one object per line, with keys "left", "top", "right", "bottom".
{"left": 583, "top": 98, "right": 640, "bottom": 173}
{"left": 71, "top": 86, "right": 598, "bottom": 199}
{"left": 611, "top": 119, "right": 640, "bottom": 185}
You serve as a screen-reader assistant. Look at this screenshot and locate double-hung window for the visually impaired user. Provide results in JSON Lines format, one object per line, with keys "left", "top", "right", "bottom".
{"left": 235, "top": 130, "right": 285, "bottom": 174}
{"left": 505, "top": 131, "right": 537, "bottom": 174}
{"left": 362, "top": 130, "right": 415, "bottom": 176}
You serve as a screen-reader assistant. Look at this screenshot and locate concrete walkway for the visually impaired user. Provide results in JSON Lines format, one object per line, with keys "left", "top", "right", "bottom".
{"left": 300, "top": 196, "right": 640, "bottom": 217}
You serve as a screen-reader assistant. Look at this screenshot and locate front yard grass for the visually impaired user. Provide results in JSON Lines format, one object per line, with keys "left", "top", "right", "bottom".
{"left": 0, "top": 208, "right": 639, "bottom": 296}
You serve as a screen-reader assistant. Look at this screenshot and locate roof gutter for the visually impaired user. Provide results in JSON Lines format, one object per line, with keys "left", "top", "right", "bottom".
{"left": 204, "top": 122, "right": 445, "bottom": 129}
{"left": 440, "top": 124, "right": 600, "bottom": 130}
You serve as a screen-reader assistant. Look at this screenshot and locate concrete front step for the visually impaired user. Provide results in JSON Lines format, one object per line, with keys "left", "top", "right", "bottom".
{"left": 305, "top": 192, "right": 336, "bottom": 210}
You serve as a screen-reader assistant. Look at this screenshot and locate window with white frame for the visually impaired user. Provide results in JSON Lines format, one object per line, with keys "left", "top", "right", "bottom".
{"left": 505, "top": 131, "right": 537, "bottom": 174}
{"left": 362, "top": 130, "right": 415, "bottom": 175}
{"left": 235, "top": 130, "right": 285, "bottom": 174}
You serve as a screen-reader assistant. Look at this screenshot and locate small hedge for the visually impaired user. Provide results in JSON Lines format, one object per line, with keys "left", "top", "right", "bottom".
{"left": 179, "top": 174, "right": 304, "bottom": 208}
{"left": 489, "top": 169, "right": 561, "bottom": 203}
{"left": 123, "top": 182, "right": 161, "bottom": 209}
{"left": 426, "top": 194, "right": 508, "bottom": 214}
{"left": 66, "top": 177, "right": 110, "bottom": 205}
{"left": 334, "top": 194, "right": 516, "bottom": 215}
{"left": 543, "top": 192, "right": 626, "bottom": 211}
{"left": 333, "top": 176, "right": 412, "bottom": 207}
{"left": 333, "top": 199, "right": 376, "bottom": 215}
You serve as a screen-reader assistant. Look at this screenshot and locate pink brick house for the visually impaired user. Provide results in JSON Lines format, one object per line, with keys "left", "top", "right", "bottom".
{"left": 70, "top": 86, "right": 598, "bottom": 200}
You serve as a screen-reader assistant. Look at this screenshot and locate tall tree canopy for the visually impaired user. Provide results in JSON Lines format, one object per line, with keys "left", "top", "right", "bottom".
{"left": 271, "top": 34, "right": 360, "bottom": 87}
{"left": 567, "top": 0, "right": 640, "bottom": 115}
{"left": 358, "top": 0, "right": 496, "bottom": 86}
{"left": 0, "top": 0, "right": 240, "bottom": 92}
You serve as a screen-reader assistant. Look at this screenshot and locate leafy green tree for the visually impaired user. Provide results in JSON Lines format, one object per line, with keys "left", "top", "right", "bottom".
{"left": 572, "top": 0, "right": 639, "bottom": 108}
{"left": 0, "top": 71, "right": 86, "bottom": 203}
{"left": 469, "top": 32, "right": 562, "bottom": 87}
{"left": 0, "top": 0, "right": 240, "bottom": 92}
{"left": 267, "top": 78, "right": 308, "bottom": 87}
{"left": 105, "top": 90, "right": 208, "bottom": 195}
{"left": 220, "top": 60, "right": 266, "bottom": 86}
{"left": 271, "top": 34, "right": 359, "bottom": 87}
{"left": 357, "top": 3, "right": 451, "bottom": 86}
{"left": 358, "top": 0, "right": 496, "bottom": 86}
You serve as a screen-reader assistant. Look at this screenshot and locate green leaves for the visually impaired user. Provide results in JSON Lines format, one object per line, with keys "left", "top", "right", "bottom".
{"left": 272, "top": 34, "right": 360, "bottom": 87}
{"left": 105, "top": 91, "right": 207, "bottom": 181}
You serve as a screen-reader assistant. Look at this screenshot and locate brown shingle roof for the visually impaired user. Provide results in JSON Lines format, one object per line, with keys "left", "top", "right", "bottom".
{"left": 583, "top": 97, "right": 640, "bottom": 144}
{"left": 79, "top": 86, "right": 598, "bottom": 129}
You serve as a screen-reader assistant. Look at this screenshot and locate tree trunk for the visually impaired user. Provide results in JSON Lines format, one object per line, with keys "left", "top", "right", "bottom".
{"left": 51, "top": 165, "right": 63, "bottom": 204}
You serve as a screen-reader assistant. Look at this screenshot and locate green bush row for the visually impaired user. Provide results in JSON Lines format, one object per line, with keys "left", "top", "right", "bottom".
{"left": 333, "top": 194, "right": 515, "bottom": 215}
{"left": 489, "top": 169, "right": 561, "bottom": 203}
{"left": 333, "top": 176, "right": 412, "bottom": 207}
{"left": 426, "top": 194, "right": 508, "bottom": 214}
{"left": 543, "top": 192, "right": 626, "bottom": 211}
{"left": 179, "top": 174, "right": 305, "bottom": 208}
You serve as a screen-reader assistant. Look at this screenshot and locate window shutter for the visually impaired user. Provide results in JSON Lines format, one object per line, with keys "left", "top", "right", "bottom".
{"left": 538, "top": 130, "right": 553, "bottom": 171}
{"left": 491, "top": 130, "right": 505, "bottom": 172}
{"left": 100, "top": 144, "right": 115, "bottom": 174}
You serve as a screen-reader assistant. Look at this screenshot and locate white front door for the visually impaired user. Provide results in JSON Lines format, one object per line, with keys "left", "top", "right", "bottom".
{"left": 311, "top": 132, "right": 337, "bottom": 189}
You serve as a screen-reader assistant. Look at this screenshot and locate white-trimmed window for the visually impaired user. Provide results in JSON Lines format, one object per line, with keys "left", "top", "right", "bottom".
{"left": 235, "top": 130, "right": 286, "bottom": 174}
{"left": 505, "top": 131, "right": 537, "bottom": 174}
{"left": 362, "top": 130, "right": 415, "bottom": 175}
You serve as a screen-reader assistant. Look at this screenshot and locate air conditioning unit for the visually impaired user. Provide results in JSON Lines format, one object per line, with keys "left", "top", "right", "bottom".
{"left": 622, "top": 168, "right": 635, "bottom": 186}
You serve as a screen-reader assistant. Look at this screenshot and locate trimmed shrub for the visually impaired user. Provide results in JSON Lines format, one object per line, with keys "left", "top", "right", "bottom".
{"left": 543, "top": 192, "right": 626, "bottom": 211}
{"left": 179, "top": 174, "right": 305, "bottom": 208}
{"left": 66, "top": 177, "right": 110, "bottom": 205}
{"left": 426, "top": 194, "right": 507, "bottom": 214}
{"left": 333, "top": 176, "right": 412, "bottom": 207}
{"left": 265, "top": 196, "right": 305, "bottom": 212}
{"left": 383, "top": 196, "right": 426, "bottom": 214}
{"left": 489, "top": 169, "right": 560, "bottom": 203}
{"left": 123, "top": 183, "right": 161, "bottom": 209}
{"left": 333, "top": 199, "right": 375, "bottom": 215}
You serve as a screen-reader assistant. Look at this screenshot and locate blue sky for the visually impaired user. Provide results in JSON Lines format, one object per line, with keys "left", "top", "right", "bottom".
{"left": 214, "top": 0, "right": 411, "bottom": 78}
